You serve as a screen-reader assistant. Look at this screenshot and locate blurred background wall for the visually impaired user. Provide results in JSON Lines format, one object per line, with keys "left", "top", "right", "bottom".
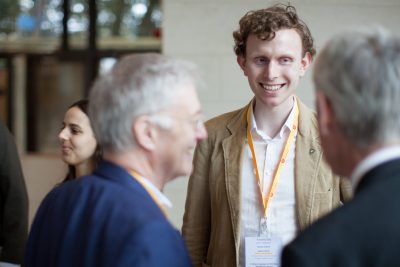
{"left": 1, "top": 0, "right": 399, "bottom": 229}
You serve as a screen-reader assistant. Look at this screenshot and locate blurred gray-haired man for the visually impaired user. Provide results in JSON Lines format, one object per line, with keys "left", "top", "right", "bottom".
{"left": 282, "top": 27, "right": 400, "bottom": 267}
{"left": 26, "top": 53, "right": 207, "bottom": 267}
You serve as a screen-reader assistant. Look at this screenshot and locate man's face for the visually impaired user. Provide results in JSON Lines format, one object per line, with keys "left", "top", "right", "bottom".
{"left": 155, "top": 84, "right": 208, "bottom": 181}
{"left": 237, "top": 29, "right": 311, "bottom": 110}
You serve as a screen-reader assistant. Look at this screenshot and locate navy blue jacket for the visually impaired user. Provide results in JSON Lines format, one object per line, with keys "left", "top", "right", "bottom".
{"left": 26, "top": 161, "right": 192, "bottom": 267}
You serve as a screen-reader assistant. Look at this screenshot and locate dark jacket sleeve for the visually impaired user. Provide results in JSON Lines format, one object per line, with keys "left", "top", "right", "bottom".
{"left": 0, "top": 120, "right": 29, "bottom": 264}
{"left": 281, "top": 243, "right": 311, "bottom": 267}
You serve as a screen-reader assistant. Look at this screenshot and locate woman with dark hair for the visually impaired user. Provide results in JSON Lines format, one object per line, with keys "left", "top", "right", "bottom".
{"left": 58, "top": 99, "right": 101, "bottom": 182}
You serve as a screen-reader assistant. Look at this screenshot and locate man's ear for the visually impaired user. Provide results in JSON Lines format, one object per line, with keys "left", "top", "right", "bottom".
{"left": 316, "top": 91, "right": 334, "bottom": 137}
{"left": 132, "top": 115, "right": 157, "bottom": 151}
{"left": 237, "top": 55, "right": 247, "bottom": 75}
{"left": 300, "top": 52, "right": 312, "bottom": 77}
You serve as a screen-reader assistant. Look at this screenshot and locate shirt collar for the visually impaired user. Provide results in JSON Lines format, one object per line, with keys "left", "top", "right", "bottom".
{"left": 350, "top": 145, "right": 400, "bottom": 189}
{"left": 139, "top": 176, "right": 173, "bottom": 208}
{"left": 249, "top": 97, "right": 297, "bottom": 140}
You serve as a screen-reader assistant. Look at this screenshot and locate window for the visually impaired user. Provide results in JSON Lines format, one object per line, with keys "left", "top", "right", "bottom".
{"left": 0, "top": 0, "right": 161, "bottom": 153}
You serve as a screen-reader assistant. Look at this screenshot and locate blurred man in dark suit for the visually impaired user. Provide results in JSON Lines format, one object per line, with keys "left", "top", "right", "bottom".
{"left": 282, "top": 27, "right": 400, "bottom": 267}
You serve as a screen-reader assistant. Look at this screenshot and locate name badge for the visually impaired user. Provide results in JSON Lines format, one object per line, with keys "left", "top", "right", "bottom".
{"left": 245, "top": 235, "right": 283, "bottom": 267}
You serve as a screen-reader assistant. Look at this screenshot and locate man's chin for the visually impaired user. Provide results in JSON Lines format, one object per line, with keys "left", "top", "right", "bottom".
{"left": 178, "top": 166, "right": 194, "bottom": 178}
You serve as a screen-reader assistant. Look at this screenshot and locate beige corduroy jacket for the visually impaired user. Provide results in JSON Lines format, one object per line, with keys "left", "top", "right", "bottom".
{"left": 182, "top": 99, "right": 352, "bottom": 267}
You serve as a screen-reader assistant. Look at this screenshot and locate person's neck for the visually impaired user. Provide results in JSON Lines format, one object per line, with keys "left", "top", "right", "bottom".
{"left": 104, "top": 150, "right": 165, "bottom": 191}
{"left": 253, "top": 96, "right": 295, "bottom": 138}
{"left": 75, "top": 160, "right": 95, "bottom": 178}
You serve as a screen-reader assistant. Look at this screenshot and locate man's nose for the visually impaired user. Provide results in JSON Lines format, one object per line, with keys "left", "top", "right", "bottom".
{"left": 265, "top": 61, "right": 278, "bottom": 80}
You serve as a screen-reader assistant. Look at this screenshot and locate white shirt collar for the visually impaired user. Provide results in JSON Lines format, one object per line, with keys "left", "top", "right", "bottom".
{"left": 139, "top": 177, "right": 173, "bottom": 208}
{"left": 250, "top": 97, "right": 297, "bottom": 140}
{"left": 350, "top": 145, "right": 400, "bottom": 189}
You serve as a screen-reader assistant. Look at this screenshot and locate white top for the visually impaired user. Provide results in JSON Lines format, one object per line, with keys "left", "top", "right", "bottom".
{"left": 350, "top": 145, "right": 400, "bottom": 190}
{"left": 239, "top": 98, "right": 298, "bottom": 267}
{"left": 140, "top": 176, "right": 173, "bottom": 209}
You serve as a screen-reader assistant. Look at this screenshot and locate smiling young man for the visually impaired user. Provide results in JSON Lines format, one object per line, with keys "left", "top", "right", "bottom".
{"left": 182, "top": 4, "right": 352, "bottom": 267}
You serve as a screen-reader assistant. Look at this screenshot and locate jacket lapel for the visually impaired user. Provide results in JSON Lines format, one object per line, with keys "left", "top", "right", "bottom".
{"left": 222, "top": 104, "right": 249, "bottom": 256}
{"left": 219, "top": 99, "right": 321, "bottom": 251}
{"left": 294, "top": 99, "right": 323, "bottom": 230}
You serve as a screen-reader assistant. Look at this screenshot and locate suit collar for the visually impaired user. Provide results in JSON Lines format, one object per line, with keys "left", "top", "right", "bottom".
{"left": 249, "top": 97, "right": 298, "bottom": 140}
{"left": 94, "top": 160, "right": 171, "bottom": 220}
{"left": 351, "top": 146, "right": 400, "bottom": 189}
{"left": 226, "top": 102, "right": 249, "bottom": 135}
{"left": 234, "top": 97, "right": 312, "bottom": 138}
{"left": 356, "top": 158, "right": 400, "bottom": 194}
{"left": 94, "top": 161, "right": 149, "bottom": 197}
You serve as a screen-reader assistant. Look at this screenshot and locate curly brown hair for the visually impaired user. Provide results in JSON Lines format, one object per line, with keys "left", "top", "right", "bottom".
{"left": 233, "top": 4, "right": 316, "bottom": 58}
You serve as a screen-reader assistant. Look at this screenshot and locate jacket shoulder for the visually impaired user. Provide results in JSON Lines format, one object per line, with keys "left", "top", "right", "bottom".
{"left": 205, "top": 106, "right": 247, "bottom": 136}
{"left": 297, "top": 99, "right": 319, "bottom": 137}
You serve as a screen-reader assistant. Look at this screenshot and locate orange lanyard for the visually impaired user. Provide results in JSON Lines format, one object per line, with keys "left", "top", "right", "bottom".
{"left": 246, "top": 102, "right": 299, "bottom": 218}
{"left": 130, "top": 170, "right": 168, "bottom": 217}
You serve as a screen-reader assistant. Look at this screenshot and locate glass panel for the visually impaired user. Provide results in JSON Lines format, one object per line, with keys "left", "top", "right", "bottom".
{"left": 0, "top": 0, "right": 62, "bottom": 52}
{"left": 97, "top": 0, "right": 162, "bottom": 49}
{"left": 0, "top": 0, "right": 162, "bottom": 52}
{"left": 37, "top": 0, "right": 63, "bottom": 37}
{"left": 69, "top": 0, "right": 88, "bottom": 48}
{"left": 0, "top": 0, "right": 20, "bottom": 36}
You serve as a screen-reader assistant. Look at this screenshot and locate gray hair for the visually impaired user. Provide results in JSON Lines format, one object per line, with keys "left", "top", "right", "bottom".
{"left": 313, "top": 27, "right": 400, "bottom": 149}
{"left": 88, "top": 53, "right": 200, "bottom": 152}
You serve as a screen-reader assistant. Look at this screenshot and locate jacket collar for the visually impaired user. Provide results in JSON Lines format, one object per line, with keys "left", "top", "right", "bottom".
{"left": 94, "top": 161, "right": 149, "bottom": 198}
{"left": 221, "top": 97, "right": 323, "bottom": 248}
{"left": 356, "top": 157, "right": 400, "bottom": 194}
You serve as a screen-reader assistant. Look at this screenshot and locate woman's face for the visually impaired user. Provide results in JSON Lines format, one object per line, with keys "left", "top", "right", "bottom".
{"left": 58, "top": 106, "right": 97, "bottom": 167}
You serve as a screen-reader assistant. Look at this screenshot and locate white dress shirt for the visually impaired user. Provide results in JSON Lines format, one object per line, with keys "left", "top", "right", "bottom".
{"left": 140, "top": 176, "right": 173, "bottom": 209}
{"left": 239, "top": 98, "right": 298, "bottom": 267}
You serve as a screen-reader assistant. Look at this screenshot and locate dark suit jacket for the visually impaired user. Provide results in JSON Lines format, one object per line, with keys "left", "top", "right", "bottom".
{"left": 0, "top": 120, "right": 28, "bottom": 264}
{"left": 281, "top": 158, "right": 400, "bottom": 267}
{"left": 25, "top": 161, "right": 192, "bottom": 267}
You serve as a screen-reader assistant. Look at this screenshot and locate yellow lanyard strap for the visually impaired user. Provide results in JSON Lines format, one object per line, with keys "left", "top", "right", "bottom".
{"left": 130, "top": 170, "right": 168, "bottom": 217}
{"left": 246, "top": 102, "right": 299, "bottom": 218}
